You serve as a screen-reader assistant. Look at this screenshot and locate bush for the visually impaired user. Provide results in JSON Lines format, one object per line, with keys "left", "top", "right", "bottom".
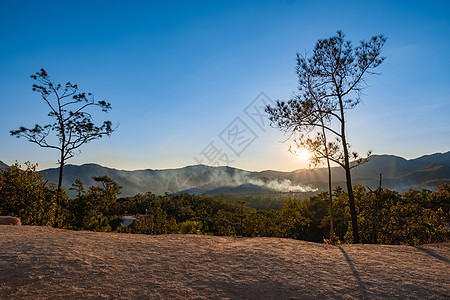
{"left": 345, "top": 185, "right": 449, "bottom": 245}
{"left": 179, "top": 220, "right": 203, "bottom": 234}
{"left": 0, "top": 162, "right": 64, "bottom": 226}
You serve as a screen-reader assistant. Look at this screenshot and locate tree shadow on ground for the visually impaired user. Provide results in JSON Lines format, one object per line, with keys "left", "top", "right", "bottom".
{"left": 414, "top": 246, "right": 450, "bottom": 264}
{"left": 338, "top": 246, "right": 369, "bottom": 299}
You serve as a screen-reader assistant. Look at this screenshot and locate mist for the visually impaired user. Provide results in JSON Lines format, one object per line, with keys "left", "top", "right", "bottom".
{"left": 248, "top": 177, "right": 318, "bottom": 193}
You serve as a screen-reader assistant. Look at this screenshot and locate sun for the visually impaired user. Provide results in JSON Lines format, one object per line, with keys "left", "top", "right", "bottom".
{"left": 293, "top": 148, "right": 313, "bottom": 162}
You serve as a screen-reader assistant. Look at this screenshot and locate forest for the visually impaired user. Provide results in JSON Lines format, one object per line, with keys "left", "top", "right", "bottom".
{"left": 1, "top": 162, "right": 448, "bottom": 246}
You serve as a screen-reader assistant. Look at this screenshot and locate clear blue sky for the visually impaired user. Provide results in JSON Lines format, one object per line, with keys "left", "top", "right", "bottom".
{"left": 1, "top": 0, "right": 449, "bottom": 171}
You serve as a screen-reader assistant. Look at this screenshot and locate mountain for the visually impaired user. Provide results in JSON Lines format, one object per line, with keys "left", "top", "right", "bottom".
{"left": 0, "top": 161, "right": 8, "bottom": 170}
{"left": 348, "top": 152, "right": 450, "bottom": 190}
{"left": 410, "top": 152, "right": 450, "bottom": 168}
{"left": 257, "top": 152, "right": 450, "bottom": 192}
{"left": 4, "top": 152, "right": 449, "bottom": 197}
{"left": 399, "top": 163, "right": 450, "bottom": 188}
{"left": 39, "top": 164, "right": 255, "bottom": 197}
{"left": 204, "top": 184, "right": 271, "bottom": 195}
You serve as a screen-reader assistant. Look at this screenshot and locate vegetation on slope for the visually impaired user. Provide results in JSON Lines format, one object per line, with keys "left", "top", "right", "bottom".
{"left": 0, "top": 162, "right": 448, "bottom": 245}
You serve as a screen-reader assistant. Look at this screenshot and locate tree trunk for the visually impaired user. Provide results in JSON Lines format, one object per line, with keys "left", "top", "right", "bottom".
{"left": 338, "top": 95, "right": 360, "bottom": 243}
{"left": 54, "top": 149, "right": 65, "bottom": 227}
{"left": 320, "top": 120, "right": 334, "bottom": 245}
{"left": 344, "top": 164, "right": 359, "bottom": 243}
{"left": 326, "top": 156, "right": 334, "bottom": 245}
{"left": 327, "top": 157, "right": 335, "bottom": 245}
{"left": 58, "top": 159, "right": 64, "bottom": 189}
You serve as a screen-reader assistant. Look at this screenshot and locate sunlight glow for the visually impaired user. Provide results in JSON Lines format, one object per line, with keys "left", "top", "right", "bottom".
{"left": 292, "top": 148, "right": 313, "bottom": 163}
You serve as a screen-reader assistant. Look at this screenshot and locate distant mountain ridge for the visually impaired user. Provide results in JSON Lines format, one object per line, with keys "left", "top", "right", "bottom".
{"left": 0, "top": 161, "right": 8, "bottom": 170}
{"left": 1, "top": 152, "right": 449, "bottom": 197}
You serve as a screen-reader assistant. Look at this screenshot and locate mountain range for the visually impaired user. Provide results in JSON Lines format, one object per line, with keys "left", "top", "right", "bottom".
{"left": 1, "top": 152, "right": 449, "bottom": 197}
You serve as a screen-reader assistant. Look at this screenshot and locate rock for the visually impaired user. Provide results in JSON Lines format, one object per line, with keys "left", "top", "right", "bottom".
{"left": 0, "top": 216, "right": 22, "bottom": 225}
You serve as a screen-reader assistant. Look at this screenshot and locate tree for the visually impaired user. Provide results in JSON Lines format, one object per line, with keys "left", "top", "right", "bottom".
{"left": 88, "top": 175, "right": 122, "bottom": 213}
{"left": 0, "top": 162, "right": 64, "bottom": 226}
{"left": 65, "top": 175, "right": 121, "bottom": 230}
{"left": 267, "top": 87, "right": 337, "bottom": 243}
{"left": 267, "top": 31, "right": 386, "bottom": 243}
{"left": 69, "top": 178, "right": 85, "bottom": 198}
{"left": 11, "top": 69, "right": 115, "bottom": 190}
{"left": 351, "top": 185, "right": 448, "bottom": 245}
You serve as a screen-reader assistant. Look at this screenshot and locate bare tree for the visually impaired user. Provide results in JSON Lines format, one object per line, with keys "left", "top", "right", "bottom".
{"left": 267, "top": 31, "right": 386, "bottom": 243}
{"left": 11, "top": 68, "right": 115, "bottom": 191}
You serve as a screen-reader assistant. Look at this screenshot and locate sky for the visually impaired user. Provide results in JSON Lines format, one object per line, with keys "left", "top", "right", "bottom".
{"left": 0, "top": 0, "right": 449, "bottom": 172}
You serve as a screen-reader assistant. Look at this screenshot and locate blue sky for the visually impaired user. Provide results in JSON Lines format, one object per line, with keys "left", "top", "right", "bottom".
{"left": 1, "top": 0, "right": 449, "bottom": 171}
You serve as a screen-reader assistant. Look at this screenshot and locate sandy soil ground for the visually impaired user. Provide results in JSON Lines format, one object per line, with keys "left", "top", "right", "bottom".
{"left": 0, "top": 226, "right": 449, "bottom": 299}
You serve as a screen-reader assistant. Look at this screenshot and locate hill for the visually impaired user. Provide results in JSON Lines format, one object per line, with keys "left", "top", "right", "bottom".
{"left": 0, "top": 161, "right": 8, "bottom": 170}
{"left": 3, "top": 152, "right": 450, "bottom": 197}
{"left": 0, "top": 226, "right": 448, "bottom": 299}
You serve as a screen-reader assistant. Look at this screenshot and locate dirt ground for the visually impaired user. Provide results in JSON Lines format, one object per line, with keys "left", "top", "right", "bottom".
{"left": 0, "top": 226, "right": 449, "bottom": 299}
